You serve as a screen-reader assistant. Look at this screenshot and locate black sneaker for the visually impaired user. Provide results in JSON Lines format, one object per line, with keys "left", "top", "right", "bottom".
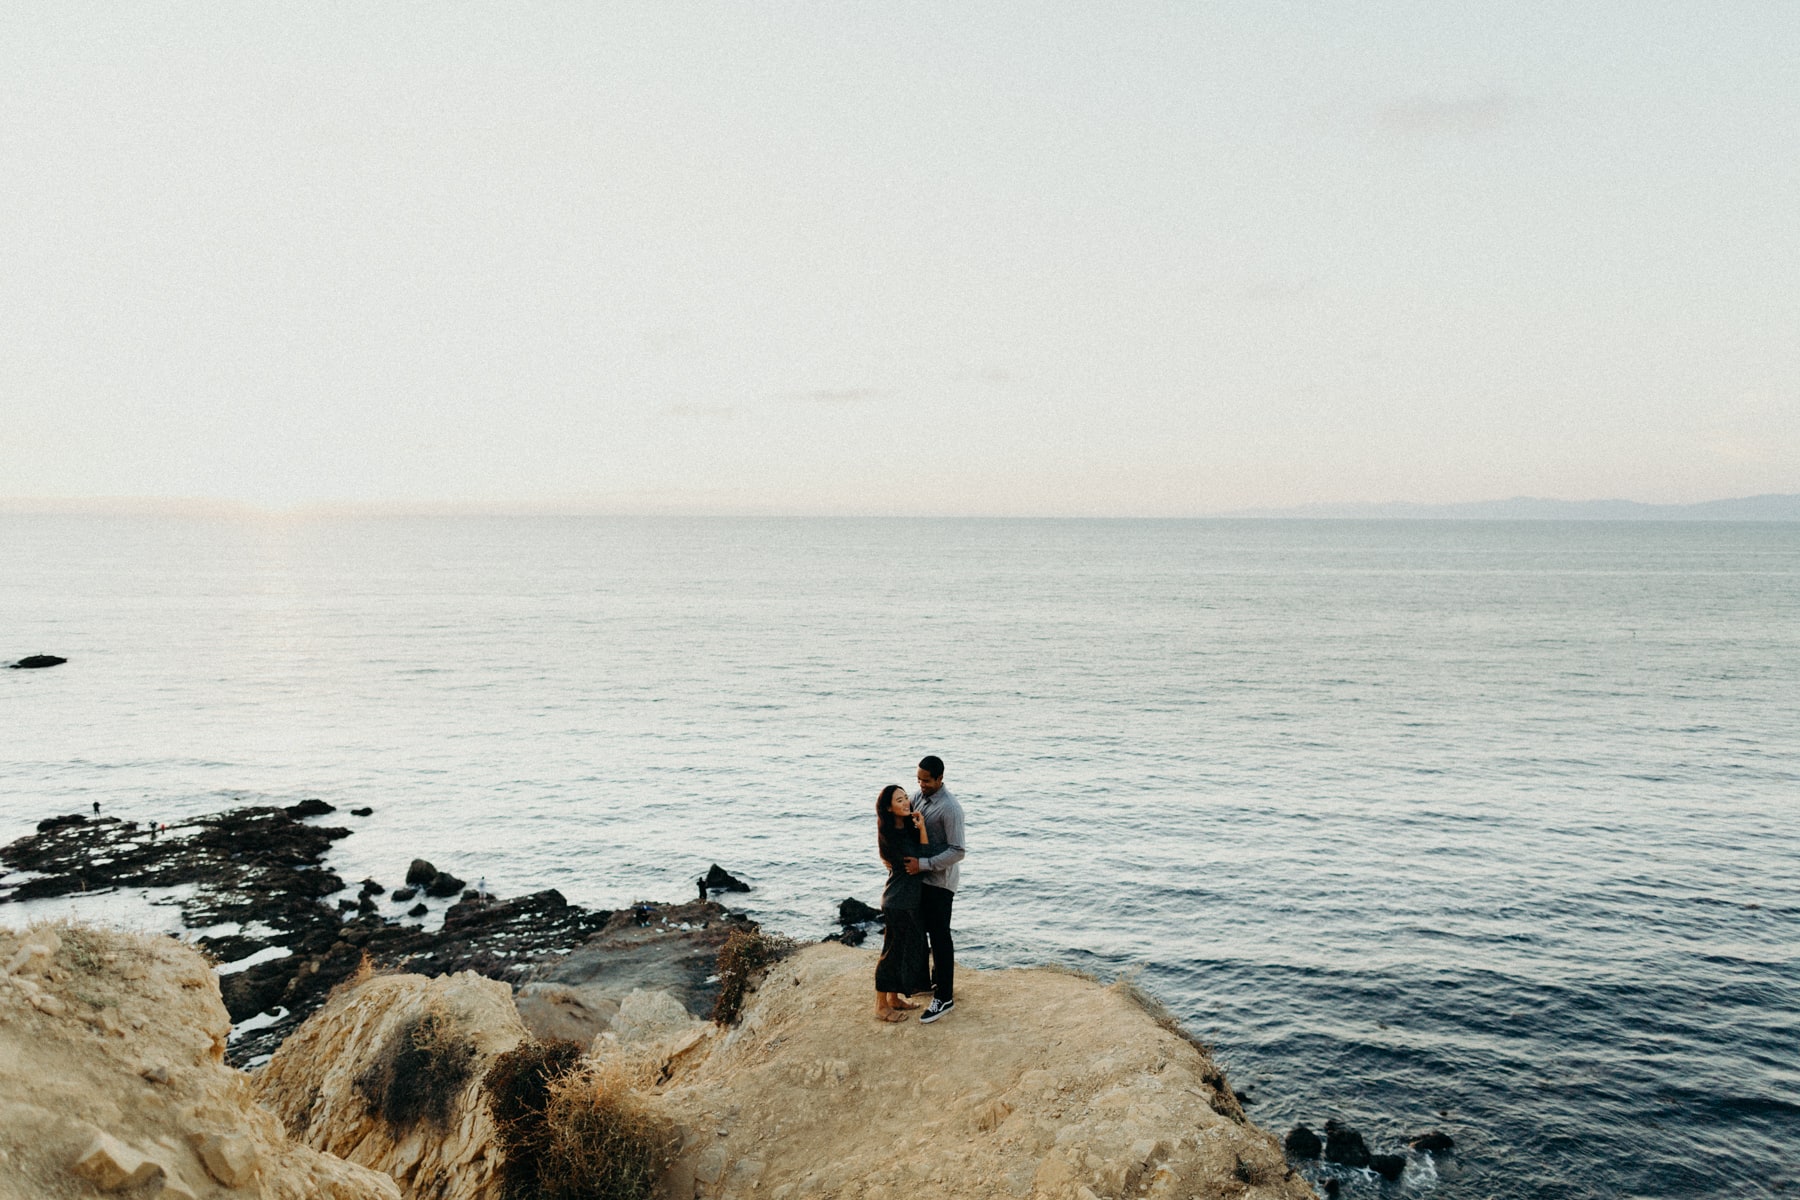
{"left": 919, "top": 998, "right": 955, "bottom": 1024}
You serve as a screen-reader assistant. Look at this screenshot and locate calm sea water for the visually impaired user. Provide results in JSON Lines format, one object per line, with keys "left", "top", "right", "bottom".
{"left": 2, "top": 516, "right": 1796, "bottom": 1198}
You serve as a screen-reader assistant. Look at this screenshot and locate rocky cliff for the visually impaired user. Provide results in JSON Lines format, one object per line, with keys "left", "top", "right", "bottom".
{"left": 645, "top": 943, "right": 1312, "bottom": 1200}
{"left": 4, "top": 923, "right": 1312, "bottom": 1200}
{"left": 0, "top": 923, "right": 399, "bottom": 1200}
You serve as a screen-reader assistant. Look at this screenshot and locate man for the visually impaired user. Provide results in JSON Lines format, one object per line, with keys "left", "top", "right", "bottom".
{"left": 902, "top": 754, "right": 965, "bottom": 1023}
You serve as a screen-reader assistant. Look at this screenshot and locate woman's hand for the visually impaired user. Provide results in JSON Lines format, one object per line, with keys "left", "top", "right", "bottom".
{"left": 912, "top": 811, "right": 926, "bottom": 830}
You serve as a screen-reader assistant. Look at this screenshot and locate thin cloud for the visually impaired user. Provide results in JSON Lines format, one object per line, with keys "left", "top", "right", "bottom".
{"left": 662, "top": 403, "right": 739, "bottom": 419}
{"left": 770, "top": 387, "right": 885, "bottom": 405}
{"left": 1375, "top": 88, "right": 1522, "bottom": 137}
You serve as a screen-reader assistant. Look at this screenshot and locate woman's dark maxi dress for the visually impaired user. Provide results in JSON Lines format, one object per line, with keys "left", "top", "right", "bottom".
{"left": 875, "top": 830, "right": 944, "bottom": 996}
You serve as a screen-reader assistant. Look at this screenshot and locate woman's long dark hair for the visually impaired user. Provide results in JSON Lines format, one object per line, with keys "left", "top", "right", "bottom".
{"left": 875, "top": 783, "right": 912, "bottom": 867}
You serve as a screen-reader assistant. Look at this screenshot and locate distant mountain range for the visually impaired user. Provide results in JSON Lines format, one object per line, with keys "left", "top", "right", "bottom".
{"left": 1221, "top": 493, "right": 1800, "bottom": 521}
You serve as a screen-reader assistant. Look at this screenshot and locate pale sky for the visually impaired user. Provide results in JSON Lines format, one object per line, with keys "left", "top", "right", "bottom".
{"left": 3, "top": 3, "right": 1796, "bottom": 515}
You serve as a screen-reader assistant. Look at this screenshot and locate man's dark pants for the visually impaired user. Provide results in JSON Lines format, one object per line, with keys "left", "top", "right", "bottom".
{"left": 920, "top": 883, "right": 955, "bottom": 1002}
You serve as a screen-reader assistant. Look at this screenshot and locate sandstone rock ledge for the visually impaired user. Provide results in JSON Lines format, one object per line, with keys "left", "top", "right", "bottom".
{"left": 647, "top": 943, "right": 1312, "bottom": 1200}
{"left": 0, "top": 923, "right": 398, "bottom": 1200}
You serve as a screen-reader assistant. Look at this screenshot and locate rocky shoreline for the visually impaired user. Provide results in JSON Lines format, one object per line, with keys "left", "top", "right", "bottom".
{"left": 0, "top": 802, "right": 753, "bottom": 1065}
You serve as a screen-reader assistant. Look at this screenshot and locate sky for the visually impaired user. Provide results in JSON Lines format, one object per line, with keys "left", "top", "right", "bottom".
{"left": 2, "top": 3, "right": 1797, "bottom": 516}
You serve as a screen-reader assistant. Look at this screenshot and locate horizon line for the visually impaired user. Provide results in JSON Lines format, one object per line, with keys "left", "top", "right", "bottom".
{"left": 2, "top": 492, "right": 1797, "bottom": 520}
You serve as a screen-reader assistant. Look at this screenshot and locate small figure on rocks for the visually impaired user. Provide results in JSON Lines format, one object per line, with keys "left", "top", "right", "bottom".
{"left": 92, "top": 801, "right": 100, "bottom": 816}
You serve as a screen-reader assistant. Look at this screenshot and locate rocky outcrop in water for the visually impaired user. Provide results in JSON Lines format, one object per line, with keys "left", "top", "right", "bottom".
{"left": 9, "top": 653, "right": 66, "bottom": 668}
{"left": 1, "top": 807, "right": 624, "bottom": 1064}
{"left": 0, "top": 923, "right": 399, "bottom": 1199}
{"left": 699, "top": 864, "right": 750, "bottom": 893}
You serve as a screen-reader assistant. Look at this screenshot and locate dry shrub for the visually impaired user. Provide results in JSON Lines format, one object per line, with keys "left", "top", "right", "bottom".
{"left": 710, "top": 927, "right": 796, "bottom": 1025}
{"left": 354, "top": 1005, "right": 477, "bottom": 1129}
{"left": 489, "top": 1060, "right": 673, "bottom": 1200}
{"left": 484, "top": 1039, "right": 587, "bottom": 1197}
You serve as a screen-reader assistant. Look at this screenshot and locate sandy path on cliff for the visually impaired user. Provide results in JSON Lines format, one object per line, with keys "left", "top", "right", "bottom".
{"left": 642, "top": 943, "right": 1313, "bottom": 1200}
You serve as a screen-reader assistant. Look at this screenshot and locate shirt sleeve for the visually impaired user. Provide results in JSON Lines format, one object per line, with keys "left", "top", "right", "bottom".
{"left": 920, "top": 803, "right": 966, "bottom": 872}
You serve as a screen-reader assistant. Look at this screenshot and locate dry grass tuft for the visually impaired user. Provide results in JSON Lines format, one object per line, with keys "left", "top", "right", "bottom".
{"left": 486, "top": 1058, "right": 673, "bottom": 1200}
{"left": 710, "top": 927, "right": 796, "bottom": 1025}
{"left": 353, "top": 1004, "right": 477, "bottom": 1129}
{"left": 484, "top": 1039, "right": 588, "bottom": 1197}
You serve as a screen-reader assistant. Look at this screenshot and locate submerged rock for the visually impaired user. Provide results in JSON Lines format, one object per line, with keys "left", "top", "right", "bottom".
{"left": 1371, "top": 1152, "right": 1408, "bottom": 1181}
{"left": 424, "top": 870, "right": 466, "bottom": 898}
{"left": 1284, "top": 1123, "right": 1323, "bottom": 1159}
{"left": 1410, "top": 1129, "right": 1456, "bottom": 1153}
{"left": 1324, "top": 1119, "right": 1372, "bottom": 1168}
{"left": 837, "top": 896, "right": 882, "bottom": 926}
{"left": 284, "top": 798, "right": 336, "bottom": 818}
{"left": 9, "top": 653, "right": 66, "bottom": 669}
{"left": 701, "top": 863, "right": 751, "bottom": 893}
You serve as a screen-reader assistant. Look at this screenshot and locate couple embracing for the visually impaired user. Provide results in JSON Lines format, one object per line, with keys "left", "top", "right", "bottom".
{"left": 872, "top": 755, "right": 965, "bottom": 1024}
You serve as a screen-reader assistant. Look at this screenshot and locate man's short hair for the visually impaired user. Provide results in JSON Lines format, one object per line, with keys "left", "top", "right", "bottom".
{"left": 918, "top": 755, "right": 945, "bottom": 780}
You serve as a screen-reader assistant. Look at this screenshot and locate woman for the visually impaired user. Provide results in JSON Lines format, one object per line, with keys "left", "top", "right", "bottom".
{"left": 874, "top": 782, "right": 942, "bottom": 1021}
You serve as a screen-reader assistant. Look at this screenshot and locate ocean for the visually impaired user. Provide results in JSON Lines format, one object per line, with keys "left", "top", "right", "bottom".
{"left": 2, "top": 515, "right": 1796, "bottom": 1198}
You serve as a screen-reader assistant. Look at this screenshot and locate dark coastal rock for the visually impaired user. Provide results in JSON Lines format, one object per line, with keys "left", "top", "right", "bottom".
{"left": 10, "top": 654, "right": 67, "bottom": 669}
{"left": 701, "top": 863, "right": 751, "bottom": 893}
{"left": 424, "top": 870, "right": 465, "bottom": 898}
{"left": 358, "top": 879, "right": 385, "bottom": 897}
{"left": 35, "top": 813, "right": 87, "bottom": 834}
{"left": 350, "top": 806, "right": 373, "bottom": 816}
{"left": 1284, "top": 1124, "right": 1323, "bottom": 1159}
{"left": 1370, "top": 1153, "right": 1407, "bottom": 1182}
{"left": 390, "top": 886, "right": 417, "bottom": 902}
{"left": 526, "top": 898, "right": 750, "bottom": 1019}
{"left": 284, "top": 799, "right": 336, "bottom": 818}
{"left": 1409, "top": 1130, "right": 1455, "bottom": 1154}
{"left": 408, "top": 903, "right": 428, "bottom": 917}
{"left": 405, "top": 859, "right": 438, "bottom": 886}
{"left": 1324, "top": 1120, "right": 1371, "bottom": 1169}
{"left": 3, "top": 802, "right": 661, "bottom": 1066}
{"left": 838, "top": 897, "right": 882, "bottom": 926}
{"left": 838, "top": 925, "right": 869, "bottom": 947}
{"left": 1322, "top": 1181, "right": 1341, "bottom": 1199}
